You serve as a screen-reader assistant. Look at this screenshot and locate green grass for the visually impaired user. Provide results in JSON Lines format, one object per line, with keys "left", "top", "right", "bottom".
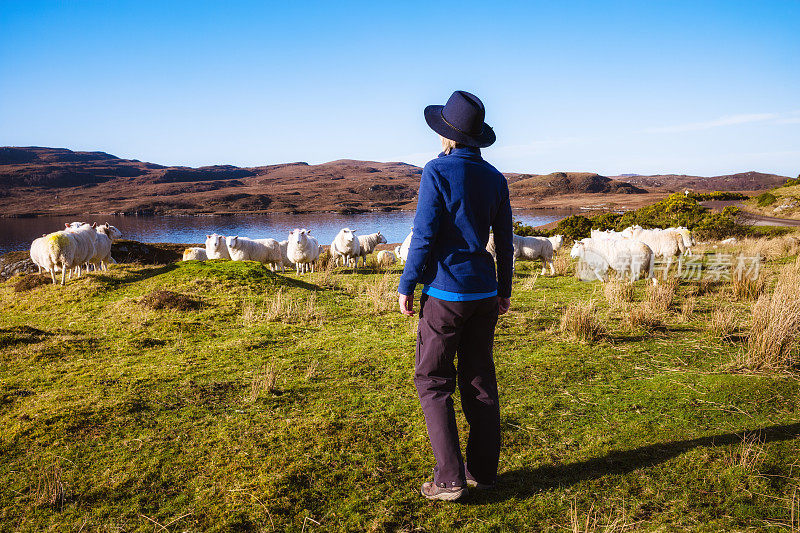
{"left": 1, "top": 256, "right": 799, "bottom": 531}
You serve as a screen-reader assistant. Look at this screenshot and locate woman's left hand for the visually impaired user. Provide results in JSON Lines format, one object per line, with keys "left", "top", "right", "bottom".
{"left": 398, "top": 293, "right": 414, "bottom": 316}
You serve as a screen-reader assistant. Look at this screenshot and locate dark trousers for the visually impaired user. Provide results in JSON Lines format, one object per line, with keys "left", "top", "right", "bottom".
{"left": 414, "top": 293, "right": 501, "bottom": 487}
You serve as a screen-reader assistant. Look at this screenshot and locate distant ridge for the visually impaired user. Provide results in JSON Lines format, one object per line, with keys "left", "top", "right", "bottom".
{"left": 0, "top": 147, "right": 789, "bottom": 216}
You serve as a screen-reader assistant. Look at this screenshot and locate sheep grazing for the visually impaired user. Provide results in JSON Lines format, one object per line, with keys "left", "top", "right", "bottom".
{"left": 376, "top": 249, "right": 397, "bottom": 267}
{"left": 397, "top": 230, "right": 413, "bottom": 264}
{"left": 182, "top": 247, "right": 208, "bottom": 261}
{"left": 205, "top": 233, "right": 231, "bottom": 259}
{"left": 225, "top": 236, "right": 283, "bottom": 271}
{"left": 30, "top": 224, "right": 98, "bottom": 285}
{"left": 329, "top": 228, "right": 361, "bottom": 268}
{"left": 619, "top": 226, "right": 685, "bottom": 259}
{"left": 487, "top": 233, "right": 554, "bottom": 275}
{"left": 570, "top": 237, "right": 655, "bottom": 284}
{"left": 548, "top": 234, "right": 565, "bottom": 254}
{"left": 88, "top": 223, "right": 122, "bottom": 271}
{"left": 287, "top": 228, "right": 320, "bottom": 273}
{"left": 512, "top": 235, "right": 555, "bottom": 275}
{"left": 354, "top": 232, "right": 387, "bottom": 267}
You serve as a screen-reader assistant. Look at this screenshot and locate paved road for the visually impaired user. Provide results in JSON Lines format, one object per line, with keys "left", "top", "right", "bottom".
{"left": 699, "top": 200, "right": 800, "bottom": 227}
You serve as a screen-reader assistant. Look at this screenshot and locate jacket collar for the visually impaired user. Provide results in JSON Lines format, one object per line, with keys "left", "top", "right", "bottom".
{"left": 438, "top": 146, "right": 482, "bottom": 160}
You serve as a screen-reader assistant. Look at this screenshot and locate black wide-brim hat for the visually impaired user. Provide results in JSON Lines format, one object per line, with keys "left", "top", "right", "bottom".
{"left": 424, "top": 90, "right": 496, "bottom": 148}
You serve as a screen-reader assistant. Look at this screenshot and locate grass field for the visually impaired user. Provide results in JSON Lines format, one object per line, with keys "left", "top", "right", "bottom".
{"left": 1, "top": 242, "right": 800, "bottom": 531}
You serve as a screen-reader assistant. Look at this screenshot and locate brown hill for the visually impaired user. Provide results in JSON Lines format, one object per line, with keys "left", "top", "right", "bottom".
{"left": 609, "top": 171, "right": 787, "bottom": 192}
{"left": 509, "top": 172, "right": 647, "bottom": 197}
{"left": 0, "top": 147, "right": 788, "bottom": 216}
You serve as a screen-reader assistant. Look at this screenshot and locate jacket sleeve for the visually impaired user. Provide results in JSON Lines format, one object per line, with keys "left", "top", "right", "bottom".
{"left": 493, "top": 177, "right": 514, "bottom": 298}
{"left": 398, "top": 164, "right": 443, "bottom": 296}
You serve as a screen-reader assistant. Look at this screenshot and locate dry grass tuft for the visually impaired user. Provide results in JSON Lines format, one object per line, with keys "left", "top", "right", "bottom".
{"left": 624, "top": 304, "right": 662, "bottom": 331}
{"left": 362, "top": 271, "right": 395, "bottom": 314}
{"left": 34, "top": 464, "right": 66, "bottom": 509}
{"left": 603, "top": 280, "right": 635, "bottom": 308}
{"left": 730, "top": 267, "right": 765, "bottom": 301}
{"left": 726, "top": 432, "right": 765, "bottom": 472}
{"left": 316, "top": 252, "right": 339, "bottom": 288}
{"left": 560, "top": 301, "right": 604, "bottom": 342}
{"left": 644, "top": 278, "right": 677, "bottom": 314}
{"left": 248, "top": 362, "right": 281, "bottom": 401}
{"left": 740, "top": 236, "right": 799, "bottom": 261}
{"left": 738, "top": 262, "right": 800, "bottom": 371}
{"left": 521, "top": 271, "right": 539, "bottom": 291}
{"left": 243, "top": 290, "right": 321, "bottom": 324}
{"left": 305, "top": 359, "right": 321, "bottom": 380}
{"left": 708, "top": 305, "right": 738, "bottom": 340}
{"left": 553, "top": 253, "right": 573, "bottom": 276}
{"left": 569, "top": 500, "right": 634, "bottom": 533}
{"left": 679, "top": 297, "right": 696, "bottom": 322}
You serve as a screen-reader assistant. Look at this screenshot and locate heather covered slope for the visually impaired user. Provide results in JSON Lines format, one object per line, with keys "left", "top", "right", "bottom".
{"left": 0, "top": 147, "right": 789, "bottom": 216}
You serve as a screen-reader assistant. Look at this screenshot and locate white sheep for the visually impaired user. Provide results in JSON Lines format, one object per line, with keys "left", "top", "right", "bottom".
{"left": 182, "top": 247, "right": 208, "bottom": 261}
{"left": 570, "top": 237, "right": 655, "bottom": 284}
{"left": 88, "top": 223, "right": 122, "bottom": 271}
{"left": 31, "top": 225, "right": 97, "bottom": 285}
{"left": 487, "top": 233, "right": 554, "bottom": 275}
{"left": 376, "top": 249, "right": 397, "bottom": 266}
{"left": 225, "top": 236, "right": 283, "bottom": 271}
{"left": 397, "top": 230, "right": 413, "bottom": 264}
{"left": 63, "top": 222, "right": 98, "bottom": 278}
{"left": 353, "top": 232, "right": 387, "bottom": 267}
{"left": 548, "top": 234, "right": 564, "bottom": 254}
{"left": 205, "top": 233, "right": 231, "bottom": 259}
{"left": 287, "top": 228, "right": 320, "bottom": 273}
{"left": 512, "top": 235, "right": 555, "bottom": 275}
{"left": 720, "top": 237, "right": 737, "bottom": 245}
{"left": 329, "top": 228, "right": 361, "bottom": 268}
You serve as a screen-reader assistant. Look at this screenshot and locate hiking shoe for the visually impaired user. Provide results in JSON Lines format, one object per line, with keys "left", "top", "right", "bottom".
{"left": 420, "top": 481, "right": 467, "bottom": 501}
{"left": 466, "top": 478, "right": 495, "bottom": 489}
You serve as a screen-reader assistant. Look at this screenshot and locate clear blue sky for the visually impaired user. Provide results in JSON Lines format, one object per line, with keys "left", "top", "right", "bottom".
{"left": 1, "top": 0, "right": 798, "bottom": 176}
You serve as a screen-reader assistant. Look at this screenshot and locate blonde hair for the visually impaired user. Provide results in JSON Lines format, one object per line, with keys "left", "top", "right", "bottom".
{"left": 440, "top": 135, "right": 460, "bottom": 155}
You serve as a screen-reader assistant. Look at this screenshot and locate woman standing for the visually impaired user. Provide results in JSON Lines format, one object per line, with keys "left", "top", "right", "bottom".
{"left": 398, "top": 90, "right": 514, "bottom": 501}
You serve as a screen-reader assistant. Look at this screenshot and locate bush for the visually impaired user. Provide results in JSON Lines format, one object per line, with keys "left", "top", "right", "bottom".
{"left": 755, "top": 192, "right": 776, "bottom": 207}
{"left": 691, "top": 191, "right": 749, "bottom": 201}
{"left": 512, "top": 220, "right": 548, "bottom": 237}
{"left": 554, "top": 215, "right": 594, "bottom": 241}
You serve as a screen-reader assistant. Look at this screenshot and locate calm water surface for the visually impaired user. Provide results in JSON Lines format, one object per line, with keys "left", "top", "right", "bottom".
{"left": 0, "top": 210, "right": 573, "bottom": 255}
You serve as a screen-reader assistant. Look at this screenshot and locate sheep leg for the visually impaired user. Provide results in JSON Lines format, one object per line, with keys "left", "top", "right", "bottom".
{"left": 549, "top": 258, "right": 555, "bottom": 276}
{"left": 37, "top": 265, "right": 42, "bottom": 274}
{"left": 61, "top": 266, "right": 66, "bottom": 286}
{"left": 50, "top": 269, "right": 56, "bottom": 284}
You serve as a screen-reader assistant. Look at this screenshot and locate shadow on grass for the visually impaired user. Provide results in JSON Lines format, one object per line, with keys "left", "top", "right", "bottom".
{"left": 467, "top": 421, "right": 800, "bottom": 504}
{"left": 91, "top": 264, "right": 178, "bottom": 288}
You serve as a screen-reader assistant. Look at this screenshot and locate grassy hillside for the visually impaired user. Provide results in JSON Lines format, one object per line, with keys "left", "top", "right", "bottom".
{"left": 745, "top": 179, "right": 800, "bottom": 220}
{"left": 1, "top": 244, "right": 800, "bottom": 531}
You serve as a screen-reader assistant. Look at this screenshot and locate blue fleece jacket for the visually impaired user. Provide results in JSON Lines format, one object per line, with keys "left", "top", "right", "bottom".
{"left": 397, "top": 146, "right": 514, "bottom": 299}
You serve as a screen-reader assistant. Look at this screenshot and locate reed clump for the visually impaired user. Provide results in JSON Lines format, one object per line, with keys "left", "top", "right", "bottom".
{"left": 560, "top": 301, "right": 604, "bottom": 342}
{"left": 736, "top": 260, "right": 800, "bottom": 371}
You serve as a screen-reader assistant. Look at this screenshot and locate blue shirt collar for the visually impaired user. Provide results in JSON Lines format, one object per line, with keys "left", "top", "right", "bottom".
{"left": 438, "top": 146, "right": 482, "bottom": 160}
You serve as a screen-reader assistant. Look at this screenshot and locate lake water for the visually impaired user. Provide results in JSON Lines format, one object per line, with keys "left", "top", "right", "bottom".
{"left": 0, "top": 210, "right": 573, "bottom": 255}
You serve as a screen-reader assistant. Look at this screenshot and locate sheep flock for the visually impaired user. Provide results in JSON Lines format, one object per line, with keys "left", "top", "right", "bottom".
{"left": 29, "top": 221, "right": 699, "bottom": 287}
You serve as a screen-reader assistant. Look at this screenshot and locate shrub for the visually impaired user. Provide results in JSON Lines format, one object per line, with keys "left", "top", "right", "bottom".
{"left": 554, "top": 215, "right": 594, "bottom": 242}
{"left": 755, "top": 192, "right": 777, "bottom": 207}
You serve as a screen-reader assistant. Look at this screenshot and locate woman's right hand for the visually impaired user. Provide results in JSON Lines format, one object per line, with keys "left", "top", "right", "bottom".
{"left": 498, "top": 297, "right": 511, "bottom": 315}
